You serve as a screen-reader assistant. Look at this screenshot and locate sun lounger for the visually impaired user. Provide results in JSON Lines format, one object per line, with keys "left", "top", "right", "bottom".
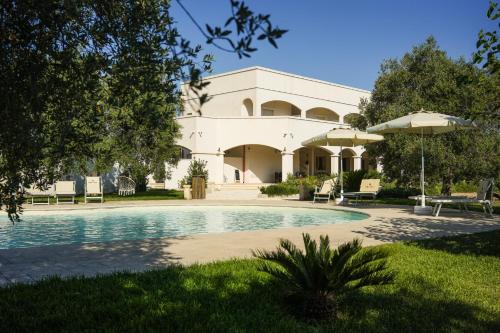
{"left": 85, "top": 176, "right": 103, "bottom": 203}
{"left": 55, "top": 181, "right": 76, "bottom": 204}
{"left": 26, "top": 184, "right": 53, "bottom": 205}
{"left": 343, "top": 179, "right": 381, "bottom": 204}
{"left": 313, "top": 179, "right": 336, "bottom": 203}
{"left": 429, "top": 179, "right": 494, "bottom": 217}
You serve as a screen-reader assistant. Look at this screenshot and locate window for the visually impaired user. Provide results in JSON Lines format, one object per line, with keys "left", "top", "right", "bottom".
{"left": 180, "top": 147, "right": 192, "bottom": 159}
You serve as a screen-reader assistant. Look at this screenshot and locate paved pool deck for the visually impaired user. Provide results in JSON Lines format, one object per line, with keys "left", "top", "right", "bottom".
{"left": 0, "top": 200, "right": 499, "bottom": 286}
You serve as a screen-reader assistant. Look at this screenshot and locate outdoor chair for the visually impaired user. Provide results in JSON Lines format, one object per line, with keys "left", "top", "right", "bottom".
{"left": 343, "top": 179, "right": 381, "bottom": 204}
{"left": 118, "top": 176, "right": 136, "bottom": 196}
{"left": 26, "top": 184, "right": 53, "bottom": 205}
{"left": 429, "top": 179, "right": 495, "bottom": 217}
{"left": 85, "top": 176, "right": 103, "bottom": 203}
{"left": 313, "top": 179, "right": 336, "bottom": 203}
{"left": 55, "top": 181, "right": 76, "bottom": 204}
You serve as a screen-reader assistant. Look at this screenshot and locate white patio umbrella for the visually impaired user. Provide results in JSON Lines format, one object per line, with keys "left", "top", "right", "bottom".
{"left": 302, "top": 128, "right": 384, "bottom": 202}
{"left": 366, "top": 109, "right": 474, "bottom": 213}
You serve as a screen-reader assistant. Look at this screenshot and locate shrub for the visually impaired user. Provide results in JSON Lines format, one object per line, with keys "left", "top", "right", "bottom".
{"left": 179, "top": 159, "right": 209, "bottom": 187}
{"left": 253, "top": 233, "right": 394, "bottom": 320}
{"left": 378, "top": 186, "right": 420, "bottom": 198}
{"left": 451, "top": 180, "right": 478, "bottom": 193}
{"left": 341, "top": 170, "right": 367, "bottom": 192}
{"left": 260, "top": 183, "right": 299, "bottom": 197}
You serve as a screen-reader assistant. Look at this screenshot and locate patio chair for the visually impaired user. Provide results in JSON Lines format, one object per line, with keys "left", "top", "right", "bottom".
{"left": 343, "top": 179, "right": 381, "bottom": 204}
{"left": 429, "top": 179, "right": 494, "bottom": 217}
{"left": 85, "top": 176, "right": 103, "bottom": 203}
{"left": 313, "top": 179, "right": 336, "bottom": 203}
{"left": 26, "top": 184, "right": 53, "bottom": 205}
{"left": 118, "top": 176, "right": 136, "bottom": 196}
{"left": 55, "top": 181, "right": 76, "bottom": 204}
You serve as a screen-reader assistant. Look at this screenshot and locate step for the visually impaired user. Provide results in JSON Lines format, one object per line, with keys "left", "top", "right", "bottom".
{"left": 217, "top": 183, "right": 270, "bottom": 190}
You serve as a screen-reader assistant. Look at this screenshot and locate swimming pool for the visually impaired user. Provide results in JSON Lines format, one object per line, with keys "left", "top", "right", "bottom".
{"left": 0, "top": 205, "right": 367, "bottom": 249}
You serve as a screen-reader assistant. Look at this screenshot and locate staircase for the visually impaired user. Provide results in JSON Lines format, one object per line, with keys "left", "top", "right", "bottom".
{"left": 206, "top": 183, "right": 271, "bottom": 200}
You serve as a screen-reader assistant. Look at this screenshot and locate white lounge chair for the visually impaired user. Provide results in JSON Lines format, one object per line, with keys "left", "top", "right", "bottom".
{"left": 85, "top": 176, "right": 103, "bottom": 203}
{"left": 55, "top": 181, "right": 76, "bottom": 204}
{"left": 343, "top": 179, "right": 381, "bottom": 204}
{"left": 313, "top": 179, "right": 336, "bottom": 203}
{"left": 26, "top": 184, "right": 53, "bottom": 205}
{"left": 429, "top": 179, "right": 495, "bottom": 217}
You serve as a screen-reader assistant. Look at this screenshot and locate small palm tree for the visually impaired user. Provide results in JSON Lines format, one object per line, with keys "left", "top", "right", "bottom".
{"left": 253, "top": 233, "right": 394, "bottom": 319}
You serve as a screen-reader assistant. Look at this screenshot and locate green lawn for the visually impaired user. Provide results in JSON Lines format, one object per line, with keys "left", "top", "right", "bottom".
{"left": 1, "top": 230, "right": 499, "bottom": 332}
{"left": 30, "top": 189, "right": 184, "bottom": 205}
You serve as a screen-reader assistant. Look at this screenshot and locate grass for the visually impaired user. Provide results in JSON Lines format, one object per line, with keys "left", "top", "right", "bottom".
{"left": 1, "top": 230, "right": 499, "bottom": 332}
{"left": 29, "top": 189, "right": 183, "bottom": 205}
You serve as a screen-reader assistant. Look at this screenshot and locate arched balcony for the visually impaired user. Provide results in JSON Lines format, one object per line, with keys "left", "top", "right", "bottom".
{"left": 305, "top": 107, "right": 339, "bottom": 122}
{"left": 261, "top": 100, "right": 301, "bottom": 117}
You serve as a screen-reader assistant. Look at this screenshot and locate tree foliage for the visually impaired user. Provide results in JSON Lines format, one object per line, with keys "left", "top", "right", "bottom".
{"left": 473, "top": 1, "right": 499, "bottom": 74}
{"left": 0, "top": 0, "right": 285, "bottom": 220}
{"left": 363, "top": 38, "right": 500, "bottom": 194}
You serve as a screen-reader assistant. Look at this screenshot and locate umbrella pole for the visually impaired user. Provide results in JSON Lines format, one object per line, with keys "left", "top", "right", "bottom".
{"left": 340, "top": 146, "right": 343, "bottom": 200}
{"left": 421, "top": 128, "right": 425, "bottom": 207}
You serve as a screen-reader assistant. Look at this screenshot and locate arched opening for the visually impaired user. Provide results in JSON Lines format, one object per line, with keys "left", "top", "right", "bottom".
{"left": 241, "top": 98, "right": 253, "bottom": 116}
{"left": 261, "top": 100, "right": 301, "bottom": 117}
{"left": 305, "top": 107, "right": 340, "bottom": 122}
{"left": 361, "top": 151, "right": 377, "bottom": 171}
{"left": 294, "top": 147, "right": 332, "bottom": 177}
{"left": 224, "top": 144, "right": 282, "bottom": 184}
{"left": 340, "top": 148, "right": 356, "bottom": 172}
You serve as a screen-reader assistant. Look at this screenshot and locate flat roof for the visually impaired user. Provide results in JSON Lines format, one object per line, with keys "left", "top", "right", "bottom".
{"left": 196, "top": 66, "right": 371, "bottom": 94}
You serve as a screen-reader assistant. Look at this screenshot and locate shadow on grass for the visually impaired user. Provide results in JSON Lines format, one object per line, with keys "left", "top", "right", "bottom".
{"left": 0, "top": 260, "right": 498, "bottom": 333}
{"left": 337, "top": 276, "right": 500, "bottom": 333}
{"left": 405, "top": 229, "right": 500, "bottom": 257}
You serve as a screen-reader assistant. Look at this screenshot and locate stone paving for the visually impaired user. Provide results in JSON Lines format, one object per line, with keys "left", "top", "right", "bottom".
{"left": 0, "top": 200, "right": 499, "bottom": 286}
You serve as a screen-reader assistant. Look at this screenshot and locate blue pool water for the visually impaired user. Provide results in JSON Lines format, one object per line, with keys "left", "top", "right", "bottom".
{"left": 0, "top": 206, "right": 367, "bottom": 249}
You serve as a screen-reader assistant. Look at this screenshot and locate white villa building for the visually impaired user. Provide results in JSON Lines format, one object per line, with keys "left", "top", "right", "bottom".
{"left": 164, "top": 67, "right": 376, "bottom": 189}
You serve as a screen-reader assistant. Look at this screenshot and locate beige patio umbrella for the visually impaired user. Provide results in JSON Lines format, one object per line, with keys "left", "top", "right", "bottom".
{"left": 366, "top": 109, "right": 475, "bottom": 213}
{"left": 302, "top": 128, "right": 384, "bottom": 201}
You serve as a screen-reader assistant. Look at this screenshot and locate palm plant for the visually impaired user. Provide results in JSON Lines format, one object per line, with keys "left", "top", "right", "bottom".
{"left": 252, "top": 233, "right": 394, "bottom": 319}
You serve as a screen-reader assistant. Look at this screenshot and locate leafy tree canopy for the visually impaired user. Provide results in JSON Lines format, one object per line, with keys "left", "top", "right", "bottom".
{"left": 473, "top": 1, "right": 499, "bottom": 74}
{"left": 362, "top": 37, "right": 500, "bottom": 194}
{"left": 0, "top": 0, "right": 286, "bottom": 220}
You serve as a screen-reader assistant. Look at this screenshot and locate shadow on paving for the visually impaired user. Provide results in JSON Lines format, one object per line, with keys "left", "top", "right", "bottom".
{"left": 0, "top": 236, "right": 189, "bottom": 283}
{"left": 351, "top": 213, "right": 500, "bottom": 243}
{"left": 0, "top": 262, "right": 498, "bottom": 333}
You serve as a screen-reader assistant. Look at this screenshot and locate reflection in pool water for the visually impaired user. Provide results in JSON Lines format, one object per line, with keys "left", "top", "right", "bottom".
{"left": 0, "top": 206, "right": 367, "bottom": 249}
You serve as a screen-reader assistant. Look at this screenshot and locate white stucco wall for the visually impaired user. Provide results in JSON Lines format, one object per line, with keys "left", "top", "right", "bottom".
{"left": 171, "top": 67, "right": 372, "bottom": 186}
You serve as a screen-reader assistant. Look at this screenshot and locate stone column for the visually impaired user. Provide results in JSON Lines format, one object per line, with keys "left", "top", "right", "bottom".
{"left": 353, "top": 156, "right": 362, "bottom": 171}
{"left": 214, "top": 151, "right": 225, "bottom": 184}
{"left": 281, "top": 152, "right": 294, "bottom": 182}
{"left": 330, "top": 155, "right": 339, "bottom": 176}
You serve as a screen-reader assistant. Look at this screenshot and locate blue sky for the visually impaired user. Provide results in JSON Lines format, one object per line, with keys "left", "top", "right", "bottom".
{"left": 171, "top": 0, "right": 496, "bottom": 90}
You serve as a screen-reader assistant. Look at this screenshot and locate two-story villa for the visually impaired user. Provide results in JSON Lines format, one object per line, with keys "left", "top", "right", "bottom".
{"left": 165, "top": 67, "right": 375, "bottom": 189}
